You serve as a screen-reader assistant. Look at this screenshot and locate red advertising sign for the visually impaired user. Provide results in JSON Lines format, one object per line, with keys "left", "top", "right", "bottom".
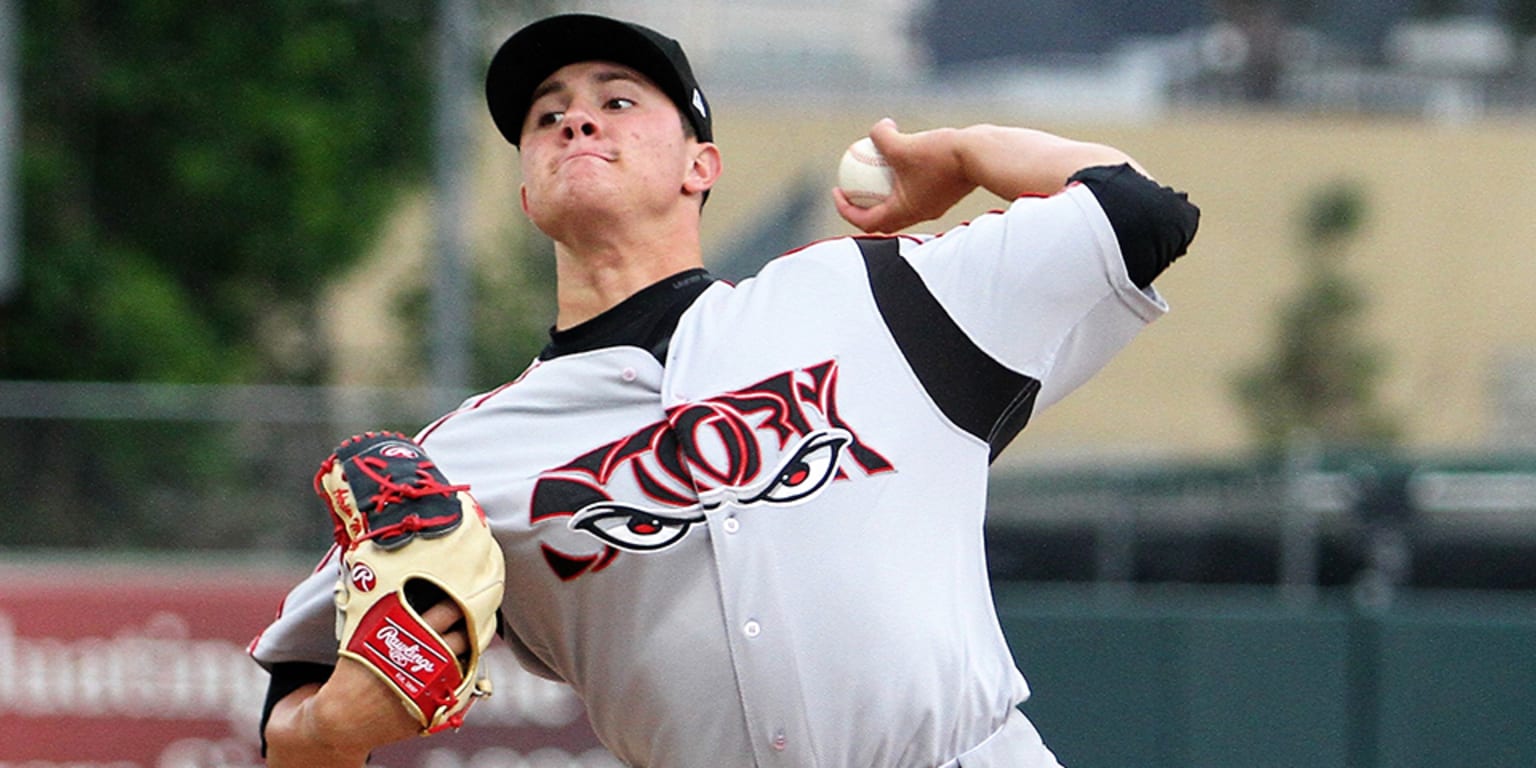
{"left": 0, "top": 561, "right": 613, "bottom": 768}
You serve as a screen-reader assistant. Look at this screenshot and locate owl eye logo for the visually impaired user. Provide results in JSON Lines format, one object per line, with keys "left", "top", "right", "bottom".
{"left": 569, "top": 504, "right": 707, "bottom": 552}
{"left": 741, "top": 429, "right": 851, "bottom": 506}
{"left": 565, "top": 430, "right": 851, "bottom": 553}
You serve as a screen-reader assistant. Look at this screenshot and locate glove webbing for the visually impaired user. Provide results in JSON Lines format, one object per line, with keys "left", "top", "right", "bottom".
{"left": 346, "top": 454, "right": 468, "bottom": 547}
{"left": 319, "top": 431, "right": 471, "bottom": 550}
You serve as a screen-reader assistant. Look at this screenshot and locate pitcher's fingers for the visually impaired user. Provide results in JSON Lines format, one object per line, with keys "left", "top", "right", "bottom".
{"left": 422, "top": 600, "right": 471, "bottom": 657}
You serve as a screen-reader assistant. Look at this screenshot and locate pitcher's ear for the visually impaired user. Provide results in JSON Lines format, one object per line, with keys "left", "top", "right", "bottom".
{"left": 683, "top": 142, "right": 723, "bottom": 197}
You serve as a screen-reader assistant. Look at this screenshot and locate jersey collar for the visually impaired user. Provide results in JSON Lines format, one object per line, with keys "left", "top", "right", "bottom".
{"left": 540, "top": 269, "right": 715, "bottom": 364}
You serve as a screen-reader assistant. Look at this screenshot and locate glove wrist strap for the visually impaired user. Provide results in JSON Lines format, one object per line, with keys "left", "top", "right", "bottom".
{"left": 340, "top": 592, "right": 465, "bottom": 730}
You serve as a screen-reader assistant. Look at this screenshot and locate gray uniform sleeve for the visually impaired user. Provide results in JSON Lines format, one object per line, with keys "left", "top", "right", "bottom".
{"left": 249, "top": 549, "right": 343, "bottom": 753}
{"left": 248, "top": 548, "right": 344, "bottom": 670}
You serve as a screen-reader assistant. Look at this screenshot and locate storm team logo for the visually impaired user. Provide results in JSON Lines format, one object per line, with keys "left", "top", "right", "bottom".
{"left": 530, "top": 360, "right": 894, "bottom": 580}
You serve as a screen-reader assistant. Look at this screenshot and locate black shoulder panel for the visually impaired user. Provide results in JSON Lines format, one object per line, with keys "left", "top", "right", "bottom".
{"left": 857, "top": 238, "right": 1040, "bottom": 462}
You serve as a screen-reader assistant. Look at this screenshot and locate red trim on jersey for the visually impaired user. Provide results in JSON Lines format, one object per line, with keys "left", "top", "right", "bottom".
{"left": 418, "top": 361, "right": 542, "bottom": 442}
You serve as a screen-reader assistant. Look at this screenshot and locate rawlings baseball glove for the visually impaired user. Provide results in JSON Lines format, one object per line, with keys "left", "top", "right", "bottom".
{"left": 314, "top": 431, "right": 505, "bottom": 734}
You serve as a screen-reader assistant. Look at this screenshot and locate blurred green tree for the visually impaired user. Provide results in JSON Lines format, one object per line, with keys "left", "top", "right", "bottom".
{"left": 0, "top": 1, "right": 573, "bottom": 551}
{"left": 2, "top": 0, "right": 435, "bottom": 384}
{"left": 0, "top": 1, "right": 448, "bottom": 551}
{"left": 1235, "top": 181, "right": 1400, "bottom": 454}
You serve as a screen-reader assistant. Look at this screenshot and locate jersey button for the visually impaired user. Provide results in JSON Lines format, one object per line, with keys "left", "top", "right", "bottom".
{"left": 743, "top": 620, "right": 761, "bottom": 638}
{"left": 723, "top": 517, "right": 740, "bottom": 534}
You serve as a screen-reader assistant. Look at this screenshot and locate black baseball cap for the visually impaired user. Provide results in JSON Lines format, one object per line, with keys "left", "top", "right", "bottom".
{"left": 486, "top": 14, "right": 713, "bottom": 148}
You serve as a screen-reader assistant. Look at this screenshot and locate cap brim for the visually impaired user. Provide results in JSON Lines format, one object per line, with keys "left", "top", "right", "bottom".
{"left": 486, "top": 15, "right": 696, "bottom": 147}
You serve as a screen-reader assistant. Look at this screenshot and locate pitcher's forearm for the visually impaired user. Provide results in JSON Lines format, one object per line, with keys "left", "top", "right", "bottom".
{"left": 263, "top": 684, "right": 371, "bottom": 768}
{"left": 264, "top": 660, "right": 425, "bottom": 768}
{"left": 951, "top": 124, "right": 1148, "bottom": 199}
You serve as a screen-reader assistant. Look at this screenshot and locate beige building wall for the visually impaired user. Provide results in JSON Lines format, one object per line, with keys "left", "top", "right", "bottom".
{"left": 334, "top": 106, "right": 1536, "bottom": 467}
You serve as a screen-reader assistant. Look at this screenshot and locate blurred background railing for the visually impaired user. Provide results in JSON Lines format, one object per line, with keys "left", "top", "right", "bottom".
{"left": 0, "top": 381, "right": 442, "bottom": 551}
{"left": 11, "top": 380, "right": 1536, "bottom": 602}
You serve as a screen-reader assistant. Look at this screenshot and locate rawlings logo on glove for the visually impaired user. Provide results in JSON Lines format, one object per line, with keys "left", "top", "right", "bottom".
{"left": 315, "top": 431, "right": 506, "bottom": 734}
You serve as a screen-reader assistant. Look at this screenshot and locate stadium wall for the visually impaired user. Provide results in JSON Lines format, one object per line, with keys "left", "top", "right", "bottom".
{"left": 3, "top": 560, "right": 1532, "bottom": 767}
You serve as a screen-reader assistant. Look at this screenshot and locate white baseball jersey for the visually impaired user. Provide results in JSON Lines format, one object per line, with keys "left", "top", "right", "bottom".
{"left": 252, "top": 176, "right": 1190, "bottom": 767}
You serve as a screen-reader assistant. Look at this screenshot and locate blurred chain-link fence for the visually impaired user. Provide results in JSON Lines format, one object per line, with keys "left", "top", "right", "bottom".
{"left": 8, "top": 380, "right": 1536, "bottom": 596}
{"left": 1, "top": 381, "right": 443, "bottom": 552}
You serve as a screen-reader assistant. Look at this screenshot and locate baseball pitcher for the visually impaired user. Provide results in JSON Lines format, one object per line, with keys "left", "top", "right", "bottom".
{"left": 251, "top": 13, "right": 1200, "bottom": 768}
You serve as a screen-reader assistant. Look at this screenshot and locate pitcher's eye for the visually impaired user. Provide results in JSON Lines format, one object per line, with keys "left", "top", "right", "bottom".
{"left": 569, "top": 503, "right": 704, "bottom": 552}
{"left": 747, "top": 430, "right": 851, "bottom": 506}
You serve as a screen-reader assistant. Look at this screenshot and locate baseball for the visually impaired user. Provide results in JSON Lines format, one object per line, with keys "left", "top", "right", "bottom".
{"left": 837, "top": 137, "right": 893, "bottom": 208}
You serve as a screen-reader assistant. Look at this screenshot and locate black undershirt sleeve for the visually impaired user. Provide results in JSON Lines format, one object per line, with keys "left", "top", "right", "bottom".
{"left": 1068, "top": 164, "right": 1200, "bottom": 289}
{"left": 259, "top": 661, "right": 335, "bottom": 756}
